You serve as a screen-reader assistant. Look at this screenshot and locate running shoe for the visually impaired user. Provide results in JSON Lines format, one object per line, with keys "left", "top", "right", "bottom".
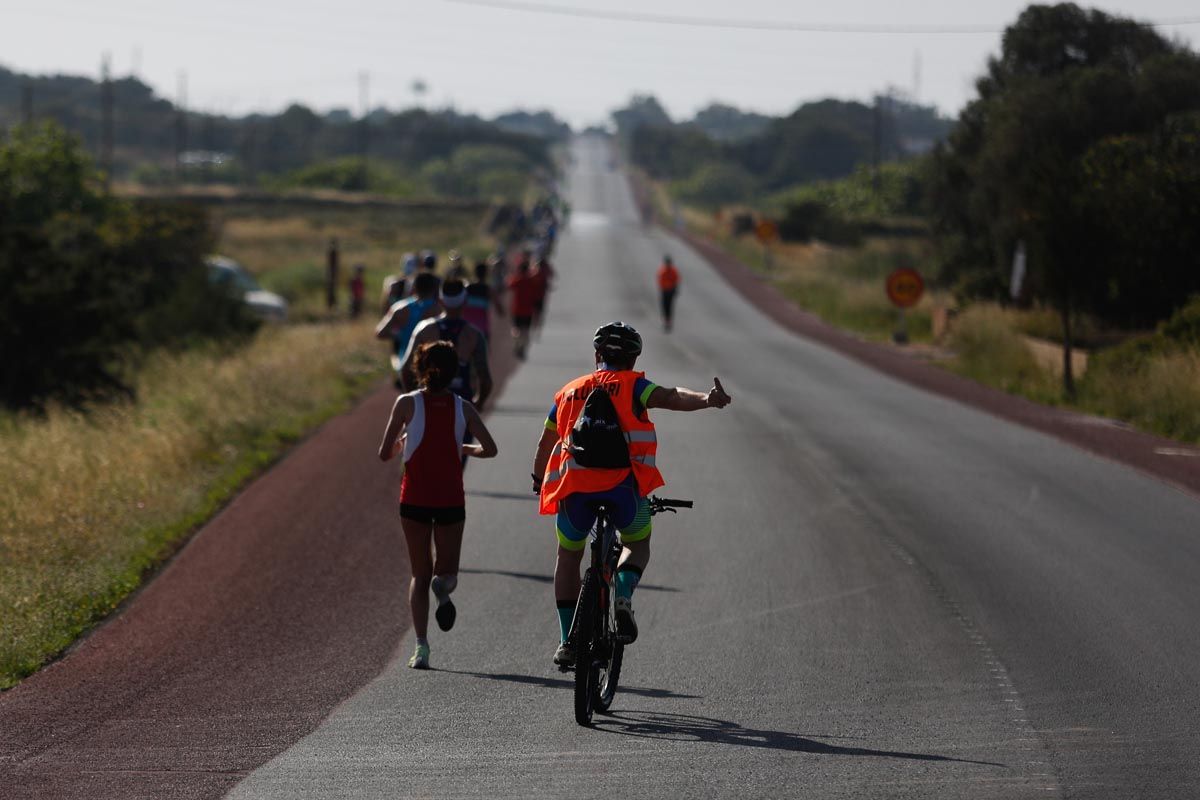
{"left": 431, "top": 576, "right": 457, "bottom": 632}
{"left": 407, "top": 643, "right": 430, "bottom": 670}
{"left": 614, "top": 597, "right": 638, "bottom": 643}
{"left": 552, "top": 641, "right": 575, "bottom": 670}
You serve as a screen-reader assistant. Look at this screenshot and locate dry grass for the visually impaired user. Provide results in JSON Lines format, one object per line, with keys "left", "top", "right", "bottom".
{"left": 712, "top": 227, "right": 954, "bottom": 344}
{"left": 1081, "top": 350, "right": 1200, "bottom": 443}
{"left": 213, "top": 204, "right": 489, "bottom": 320}
{"left": 945, "top": 305, "right": 1062, "bottom": 403}
{"left": 0, "top": 320, "right": 383, "bottom": 687}
{"left": 0, "top": 201, "right": 495, "bottom": 689}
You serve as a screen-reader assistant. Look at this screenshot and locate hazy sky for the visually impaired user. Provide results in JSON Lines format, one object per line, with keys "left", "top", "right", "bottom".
{"left": 3, "top": 0, "right": 1199, "bottom": 126}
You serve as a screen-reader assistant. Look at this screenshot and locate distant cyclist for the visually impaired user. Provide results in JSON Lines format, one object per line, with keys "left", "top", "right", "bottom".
{"left": 530, "top": 322, "right": 731, "bottom": 667}
{"left": 378, "top": 340, "right": 499, "bottom": 670}
{"left": 376, "top": 271, "right": 441, "bottom": 388}
{"left": 657, "top": 255, "right": 680, "bottom": 332}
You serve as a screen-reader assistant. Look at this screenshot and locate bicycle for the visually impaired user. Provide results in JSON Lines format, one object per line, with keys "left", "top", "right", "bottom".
{"left": 565, "top": 495, "right": 692, "bottom": 726}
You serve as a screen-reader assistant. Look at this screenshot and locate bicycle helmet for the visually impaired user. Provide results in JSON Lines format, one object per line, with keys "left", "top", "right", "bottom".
{"left": 593, "top": 321, "right": 643, "bottom": 359}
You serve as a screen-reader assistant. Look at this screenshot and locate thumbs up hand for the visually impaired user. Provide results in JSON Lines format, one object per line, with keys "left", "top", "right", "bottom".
{"left": 707, "top": 377, "right": 731, "bottom": 409}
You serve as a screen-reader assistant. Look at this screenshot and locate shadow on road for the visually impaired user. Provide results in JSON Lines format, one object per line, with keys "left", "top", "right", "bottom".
{"left": 436, "top": 669, "right": 701, "bottom": 700}
{"left": 591, "top": 711, "right": 1004, "bottom": 767}
{"left": 465, "top": 490, "right": 539, "bottom": 502}
{"left": 458, "top": 567, "right": 678, "bottom": 592}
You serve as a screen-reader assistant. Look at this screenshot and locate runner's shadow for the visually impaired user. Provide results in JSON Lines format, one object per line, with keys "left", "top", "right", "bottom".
{"left": 436, "top": 669, "right": 701, "bottom": 700}
{"left": 458, "top": 568, "right": 679, "bottom": 592}
{"left": 591, "top": 711, "right": 1004, "bottom": 767}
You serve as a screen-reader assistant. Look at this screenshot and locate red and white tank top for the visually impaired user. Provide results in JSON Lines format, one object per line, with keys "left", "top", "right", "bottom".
{"left": 399, "top": 391, "right": 466, "bottom": 507}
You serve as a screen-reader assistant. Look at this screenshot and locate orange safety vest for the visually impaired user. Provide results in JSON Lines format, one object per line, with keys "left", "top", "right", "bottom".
{"left": 657, "top": 263, "right": 680, "bottom": 291}
{"left": 539, "top": 370, "right": 665, "bottom": 515}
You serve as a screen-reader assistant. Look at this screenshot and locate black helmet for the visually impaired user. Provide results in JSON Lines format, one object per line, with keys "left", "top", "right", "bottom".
{"left": 593, "top": 321, "right": 643, "bottom": 359}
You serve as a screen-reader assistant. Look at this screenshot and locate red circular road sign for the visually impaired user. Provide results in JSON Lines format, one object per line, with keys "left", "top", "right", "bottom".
{"left": 754, "top": 219, "right": 779, "bottom": 244}
{"left": 886, "top": 268, "right": 925, "bottom": 308}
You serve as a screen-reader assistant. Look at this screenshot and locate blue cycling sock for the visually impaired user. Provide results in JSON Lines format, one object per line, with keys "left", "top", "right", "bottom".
{"left": 616, "top": 565, "right": 643, "bottom": 601}
{"left": 557, "top": 604, "right": 574, "bottom": 642}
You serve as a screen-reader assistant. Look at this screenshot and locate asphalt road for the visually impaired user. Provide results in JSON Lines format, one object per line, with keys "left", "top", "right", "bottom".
{"left": 4, "top": 136, "right": 1198, "bottom": 800}
{"left": 222, "top": 136, "right": 1200, "bottom": 798}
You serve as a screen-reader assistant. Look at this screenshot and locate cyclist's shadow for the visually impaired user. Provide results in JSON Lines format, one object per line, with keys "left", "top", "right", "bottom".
{"left": 435, "top": 669, "right": 700, "bottom": 700}
{"left": 591, "top": 710, "right": 1003, "bottom": 767}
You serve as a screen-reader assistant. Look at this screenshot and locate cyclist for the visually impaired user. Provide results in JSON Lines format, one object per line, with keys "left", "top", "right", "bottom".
{"left": 376, "top": 271, "right": 442, "bottom": 388}
{"left": 379, "top": 341, "right": 499, "bottom": 670}
{"left": 657, "top": 255, "right": 680, "bottom": 332}
{"left": 530, "top": 322, "right": 731, "bottom": 667}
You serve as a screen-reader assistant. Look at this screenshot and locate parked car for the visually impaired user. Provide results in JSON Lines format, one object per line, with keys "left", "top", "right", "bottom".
{"left": 205, "top": 256, "right": 288, "bottom": 321}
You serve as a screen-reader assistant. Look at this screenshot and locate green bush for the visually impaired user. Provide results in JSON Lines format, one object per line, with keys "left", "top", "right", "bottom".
{"left": 672, "top": 161, "right": 758, "bottom": 208}
{"left": 776, "top": 199, "right": 863, "bottom": 246}
{"left": 0, "top": 123, "right": 257, "bottom": 412}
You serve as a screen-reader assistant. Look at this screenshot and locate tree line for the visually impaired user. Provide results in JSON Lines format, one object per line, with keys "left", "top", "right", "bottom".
{"left": 927, "top": 2, "right": 1200, "bottom": 393}
{"left": 613, "top": 93, "right": 953, "bottom": 201}
{"left": 0, "top": 67, "right": 565, "bottom": 197}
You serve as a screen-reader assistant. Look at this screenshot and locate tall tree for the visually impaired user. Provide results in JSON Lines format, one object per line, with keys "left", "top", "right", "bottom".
{"left": 929, "top": 3, "right": 1200, "bottom": 395}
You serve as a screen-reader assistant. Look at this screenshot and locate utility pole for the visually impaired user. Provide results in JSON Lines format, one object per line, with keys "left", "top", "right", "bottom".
{"left": 912, "top": 50, "right": 923, "bottom": 103}
{"left": 175, "top": 70, "right": 188, "bottom": 183}
{"left": 21, "top": 79, "right": 33, "bottom": 125}
{"left": 101, "top": 53, "right": 114, "bottom": 191}
{"left": 242, "top": 121, "right": 257, "bottom": 186}
{"left": 359, "top": 70, "right": 370, "bottom": 191}
{"left": 871, "top": 95, "right": 882, "bottom": 197}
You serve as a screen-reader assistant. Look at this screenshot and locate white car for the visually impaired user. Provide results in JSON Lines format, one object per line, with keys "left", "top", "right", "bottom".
{"left": 205, "top": 256, "right": 288, "bottom": 321}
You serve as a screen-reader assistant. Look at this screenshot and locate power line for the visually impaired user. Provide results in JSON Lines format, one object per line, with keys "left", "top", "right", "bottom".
{"left": 445, "top": 0, "right": 1200, "bottom": 35}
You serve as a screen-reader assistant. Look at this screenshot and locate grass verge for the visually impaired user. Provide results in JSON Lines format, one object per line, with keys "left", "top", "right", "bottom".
{"left": 0, "top": 200, "right": 495, "bottom": 690}
{"left": 0, "top": 321, "right": 385, "bottom": 688}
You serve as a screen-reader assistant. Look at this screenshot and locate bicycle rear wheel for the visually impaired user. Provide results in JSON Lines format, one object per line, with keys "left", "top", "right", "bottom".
{"left": 573, "top": 568, "right": 601, "bottom": 726}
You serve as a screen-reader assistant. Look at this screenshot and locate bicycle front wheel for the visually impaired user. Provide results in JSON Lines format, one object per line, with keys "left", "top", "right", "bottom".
{"left": 595, "top": 638, "right": 623, "bottom": 712}
{"left": 573, "top": 568, "right": 601, "bottom": 726}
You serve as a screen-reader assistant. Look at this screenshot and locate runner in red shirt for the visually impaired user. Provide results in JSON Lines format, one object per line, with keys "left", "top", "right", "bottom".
{"left": 378, "top": 341, "right": 499, "bottom": 669}
{"left": 506, "top": 259, "right": 539, "bottom": 360}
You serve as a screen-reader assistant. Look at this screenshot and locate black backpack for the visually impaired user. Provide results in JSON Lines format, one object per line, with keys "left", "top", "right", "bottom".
{"left": 567, "top": 386, "right": 630, "bottom": 469}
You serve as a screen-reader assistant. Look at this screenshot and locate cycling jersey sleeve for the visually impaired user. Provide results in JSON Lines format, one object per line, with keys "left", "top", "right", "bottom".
{"left": 633, "top": 377, "right": 659, "bottom": 418}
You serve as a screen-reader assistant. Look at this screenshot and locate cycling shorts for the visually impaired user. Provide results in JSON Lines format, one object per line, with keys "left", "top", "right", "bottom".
{"left": 555, "top": 474, "right": 651, "bottom": 551}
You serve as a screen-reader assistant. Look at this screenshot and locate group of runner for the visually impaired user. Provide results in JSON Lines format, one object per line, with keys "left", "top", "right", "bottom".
{"left": 375, "top": 240, "right": 710, "bottom": 671}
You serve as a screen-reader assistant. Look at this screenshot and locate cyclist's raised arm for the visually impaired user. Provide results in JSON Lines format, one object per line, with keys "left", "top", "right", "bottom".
{"left": 378, "top": 393, "right": 415, "bottom": 461}
{"left": 646, "top": 377, "right": 731, "bottom": 412}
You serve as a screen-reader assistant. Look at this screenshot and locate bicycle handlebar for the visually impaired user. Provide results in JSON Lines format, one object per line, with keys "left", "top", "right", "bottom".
{"left": 648, "top": 496, "right": 693, "bottom": 514}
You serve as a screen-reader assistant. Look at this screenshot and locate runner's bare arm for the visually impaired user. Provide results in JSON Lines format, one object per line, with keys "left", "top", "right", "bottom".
{"left": 374, "top": 302, "right": 405, "bottom": 340}
{"left": 471, "top": 333, "right": 493, "bottom": 409}
{"left": 646, "top": 377, "right": 731, "bottom": 411}
{"left": 399, "top": 321, "right": 433, "bottom": 392}
{"left": 378, "top": 394, "right": 415, "bottom": 461}
{"left": 462, "top": 402, "right": 499, "bottom": 458}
